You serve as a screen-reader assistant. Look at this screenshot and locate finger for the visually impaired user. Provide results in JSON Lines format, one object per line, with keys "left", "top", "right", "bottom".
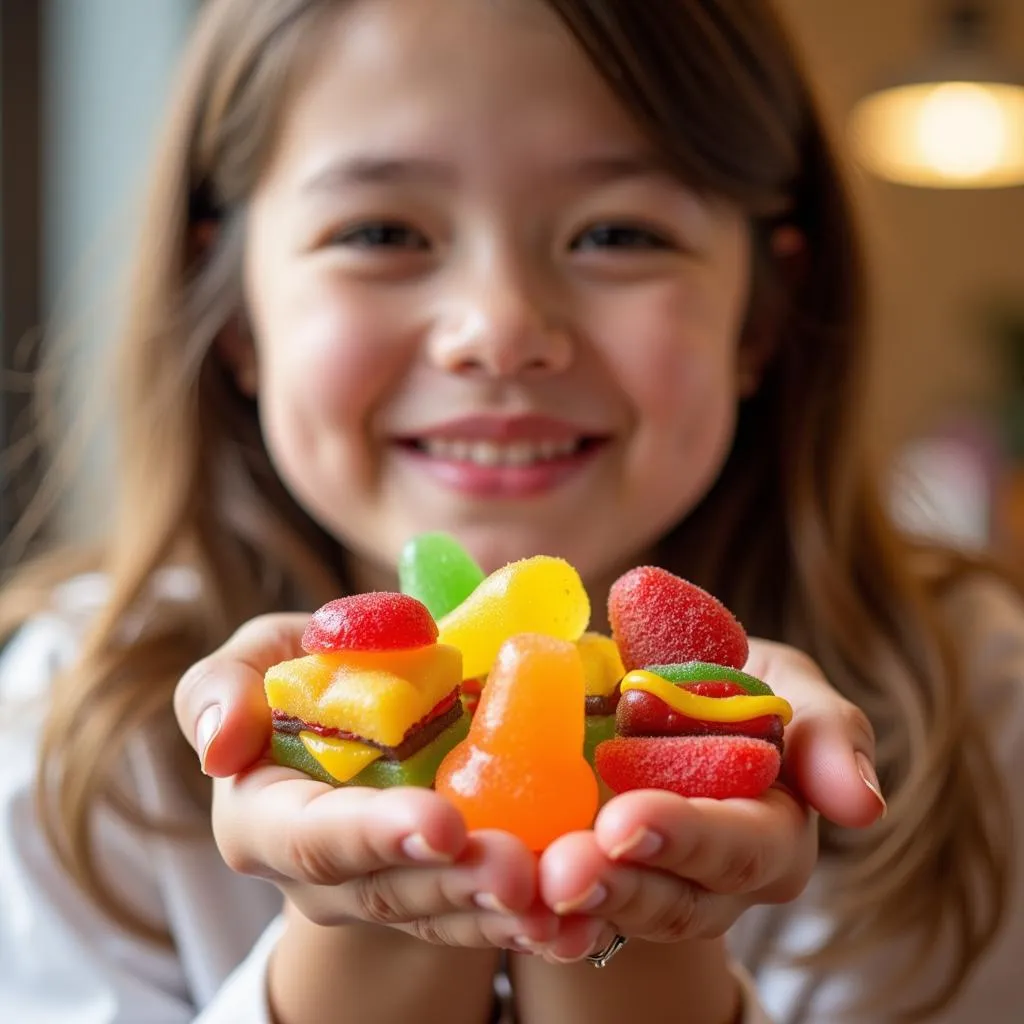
{"left": 746, "top": 640, "right": 886, "bottom": 828}
{"left": 397, "top": 908, "right": 560, "bottom": 952}
{"left": 330, "top": 831, "right": 542, "bottom": 928}
{"left": 539, "top": 917, "right": 609, "bottom": 964}
{"left": 534, "top": 832, "right": 616, "bottom": 961}
{"left": 538, "top": 831, "right": 611, "bottom": 916}
{"left": 593, "top": 788, "right": 815, "bottom": 900}
{"left": 540, "top": 832, "right": 736, "bottom": 943}
{"left": 599, "top": 866, "right": 740, "bottom": 943}
{"left": 174, "top": 613, "right": 308, "bottom": 775}
{"left": 213, "top": 776, "right": 467, "bottom": 885}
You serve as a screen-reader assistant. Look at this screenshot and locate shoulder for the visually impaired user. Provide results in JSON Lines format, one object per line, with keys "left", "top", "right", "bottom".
{"left": 0, "top": 567, "right": 202, "bottom": 704}
{"left": 0, "top": 567, "right": 281, "bottom": 1017}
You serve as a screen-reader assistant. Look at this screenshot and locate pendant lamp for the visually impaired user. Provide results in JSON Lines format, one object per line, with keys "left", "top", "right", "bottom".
{"left": 848, "top": 0, "right": 1024, "bottom": 188}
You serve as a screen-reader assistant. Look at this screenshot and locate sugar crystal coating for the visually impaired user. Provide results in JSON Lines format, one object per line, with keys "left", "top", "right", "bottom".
{"left": 595, "top": 735, "right": 780, "bottom": 799}
{"left": 301, "top": 593, "right": 438, "bottom": 654}
{"left": 608, "top": 567, "right": 748, "bottom": 671}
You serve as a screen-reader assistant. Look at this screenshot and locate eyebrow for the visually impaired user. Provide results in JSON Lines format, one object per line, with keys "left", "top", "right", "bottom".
{"left": 301, "top": 157, "right": 453, "bottom": 193}
{"left": 298, "top": 153, "right": 670, "bottom": 195}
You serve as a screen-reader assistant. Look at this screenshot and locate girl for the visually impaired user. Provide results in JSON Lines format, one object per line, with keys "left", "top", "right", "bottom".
{"left": 1, "top": 0, "right": 1021, "bottom": 1021}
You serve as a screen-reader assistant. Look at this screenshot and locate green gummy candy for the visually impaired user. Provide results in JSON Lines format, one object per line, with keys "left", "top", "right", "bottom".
{"left": 271, "top": 713, "right": 471, "bottom": 789}
{"left": 271, "top": 731, "right": 337, "bottom": 786}
{"left": 584, "top": 714, "right": 617, "bottom": 766}
{"left": 398, "top": 532, "right": 485, "bottom": 620}
{"left": 645, "top": 661, "right": 773, "bottom": 696}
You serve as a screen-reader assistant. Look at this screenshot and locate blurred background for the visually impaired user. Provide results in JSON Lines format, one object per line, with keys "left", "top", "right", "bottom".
{"left": 1, "top": 0, "right": 1023, "bottom": 562}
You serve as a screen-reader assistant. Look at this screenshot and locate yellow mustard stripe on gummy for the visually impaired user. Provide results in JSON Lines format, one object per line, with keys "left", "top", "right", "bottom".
{"left": 621, "top": 671, "right": 793, "bottom": 726}
{"left": 300, "top": 731, "right": 383, "bottom": 783}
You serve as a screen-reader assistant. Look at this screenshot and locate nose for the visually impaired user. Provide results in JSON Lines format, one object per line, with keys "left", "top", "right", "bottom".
{"left": 427, "top": 266, "right": 573, "bottom": 378}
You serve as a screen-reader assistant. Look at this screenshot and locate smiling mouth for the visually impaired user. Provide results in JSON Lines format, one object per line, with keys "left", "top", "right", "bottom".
{"left": 401, "top": 436, "right": 605, "bottom": 467}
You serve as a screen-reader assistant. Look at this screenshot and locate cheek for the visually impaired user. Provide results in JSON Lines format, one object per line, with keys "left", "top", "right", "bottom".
{"left": 245, "top": 263, "right": 416, "bottom": 485}
{"left": 257, "top": 282, "right": 402, "bottom": 425}
{"left": 603, "top": 278, "right": 743, "bottom": 442}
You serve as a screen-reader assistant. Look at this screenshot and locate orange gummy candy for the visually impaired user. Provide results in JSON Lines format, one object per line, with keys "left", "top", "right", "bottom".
{"left": 435, "top": 634, "right": 598, "bottom": 851}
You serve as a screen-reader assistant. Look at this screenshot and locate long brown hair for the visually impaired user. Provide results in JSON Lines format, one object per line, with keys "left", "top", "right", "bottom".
{"left": 0, "top": 0, "right": 1009, "bottom": 1017}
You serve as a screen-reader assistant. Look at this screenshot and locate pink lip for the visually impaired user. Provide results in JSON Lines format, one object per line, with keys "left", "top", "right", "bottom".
{"left": 392, "top": 415, "right": 611, "bottom": 499}
{"left": 405, "top": 414, "right": 597, "bottom": 443}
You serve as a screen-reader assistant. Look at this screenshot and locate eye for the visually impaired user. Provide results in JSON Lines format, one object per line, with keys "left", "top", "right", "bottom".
{"left": 571, "top": 222, "right": 674, "bottom": 252}
{"left": 328, "top": 221, "right": 430, "bottom": 250}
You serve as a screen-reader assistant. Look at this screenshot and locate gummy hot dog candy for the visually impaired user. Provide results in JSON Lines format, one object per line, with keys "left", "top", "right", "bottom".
{"left": 398, "top": 532, "right": 485, "bottom": 621}
{"left": 264, "top": 594, "right": 468, "bottom": 788}
{"left": 435, "top": 634, "right": 599, "bottom": 851}
{"left": 437, "top": 556, "right": 590, "bottom": 681}
{"left": 596, "top": 568, "right": 792, "bottom": 799}
{"left": 595, "top": 664, "right": 792, "bottom": 798}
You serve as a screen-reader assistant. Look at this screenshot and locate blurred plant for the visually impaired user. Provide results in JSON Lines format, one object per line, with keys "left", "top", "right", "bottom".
{"left": 988, "top": 299, "right": 1024, "bottom": 459}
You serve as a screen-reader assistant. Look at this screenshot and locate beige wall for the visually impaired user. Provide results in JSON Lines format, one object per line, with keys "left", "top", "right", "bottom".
{"left": 776, "top": 0, "right": 1024, "bottom": 455}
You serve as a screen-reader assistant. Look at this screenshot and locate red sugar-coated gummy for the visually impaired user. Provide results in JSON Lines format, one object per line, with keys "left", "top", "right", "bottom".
{"left": 595, "top": 735, "right": 781, "bottom": 799}
{"left": 616, "top": 682, "right": 784, "bottom": 746}
{"left": 301, "top": 593, "right": 438, "bottom": 654}
{"left": 609, "top": 567, "right": 748, "bottom": 671}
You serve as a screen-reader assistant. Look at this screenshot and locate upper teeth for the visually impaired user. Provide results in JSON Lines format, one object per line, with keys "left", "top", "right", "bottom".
{"left": 421, "top": 439, "right": 581, "bottom": 465}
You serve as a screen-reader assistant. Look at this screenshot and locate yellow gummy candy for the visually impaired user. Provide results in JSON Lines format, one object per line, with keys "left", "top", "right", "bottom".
{"left": 265, "top": 645, "right": 461, "bottom": 747}
{"left": 299, "top": 732, "right": 383, "bottom": 783}
{"left": 437, "top": 556, "right": 590, "bottom": 680}
{"left": 576, "top": 633, "right": 625, "bottom": 698}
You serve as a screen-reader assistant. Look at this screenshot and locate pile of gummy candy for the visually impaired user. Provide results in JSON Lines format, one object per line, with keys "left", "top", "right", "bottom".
{"left": 264, "top": 533, "right": 792, "bottom": 852}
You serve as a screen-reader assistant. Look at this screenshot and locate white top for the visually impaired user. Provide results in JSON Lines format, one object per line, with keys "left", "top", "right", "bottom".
{"left": 1, "top": 572, "right": 1023, "bottom": 1023}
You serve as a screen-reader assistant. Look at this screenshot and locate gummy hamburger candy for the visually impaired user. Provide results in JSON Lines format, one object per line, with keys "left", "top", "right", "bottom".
{"left": 458, "top": 675, "right": 486, "bottom": 717}
{"left": 435, "top": 634, "right": 599, "bottom": 851}
{"left": 596, "top": 568, "right": 792, "bottom": 799}
{"left": 437, "top": 555, "right": 590, "bottom": 681}
{"left": 264, "top": 594, "right": 468, "bottom": 788}
{"left": 398, "top": 532, "right": 485, "bottom": 620}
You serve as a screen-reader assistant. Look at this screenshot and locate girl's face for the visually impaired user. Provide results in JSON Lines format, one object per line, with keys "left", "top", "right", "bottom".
{"left": 242, "top": 0, "right": 754, "bottom": 585}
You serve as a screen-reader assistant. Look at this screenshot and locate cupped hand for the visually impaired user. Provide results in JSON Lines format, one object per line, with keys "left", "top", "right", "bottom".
{"left": 538, "top": 639, "right": 884, "bottom": 958}
{"left": 173, "top": 615, "right": 556, "bottom": 952}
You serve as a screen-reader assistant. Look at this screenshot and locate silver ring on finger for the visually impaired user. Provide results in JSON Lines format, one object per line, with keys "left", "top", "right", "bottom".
{"left": 586, "top": 933, "right": 628, "bottom": 968}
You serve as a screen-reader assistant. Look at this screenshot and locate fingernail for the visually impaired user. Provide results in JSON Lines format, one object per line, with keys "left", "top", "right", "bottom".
{"left": 196, "top": 706, "right": 222, "bottom": 774}
{"left": 856, "top": 752, "right": 887, "bottom": 819}
{"left": 474, "top": 892, "right": 515, "bottom": 915}
{"left": 608, "top": 827, "right": 663, "bottom": 862}
{"left": 401, "top": 834, "right": 454, "bottom": 863}
{"left": 513, "top": 935, "right": 547, "bottom": 953}
{"left": 544, "top": 946, "right": 594, "bottom": 965}
{"left": 553, "top": 882, "right": 608, "bottom": 916}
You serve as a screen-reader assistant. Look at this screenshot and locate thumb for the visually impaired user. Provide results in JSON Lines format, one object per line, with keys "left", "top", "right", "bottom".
{"left": 780, "top": 700, "right": 886, "bottom": 829}
{"left": 748, "top": 640, "right": 886, "bottom": 829}
{"left": 174, "top": 613, "right": 309, "bottom": 777}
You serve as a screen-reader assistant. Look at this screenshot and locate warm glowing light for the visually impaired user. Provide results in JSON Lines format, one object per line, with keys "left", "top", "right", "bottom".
{"left": 849, "top": 80, "right": 1024, "bottom": 187}
{"left": 917, "top": 83, "right": 1007, "bottom": 177}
